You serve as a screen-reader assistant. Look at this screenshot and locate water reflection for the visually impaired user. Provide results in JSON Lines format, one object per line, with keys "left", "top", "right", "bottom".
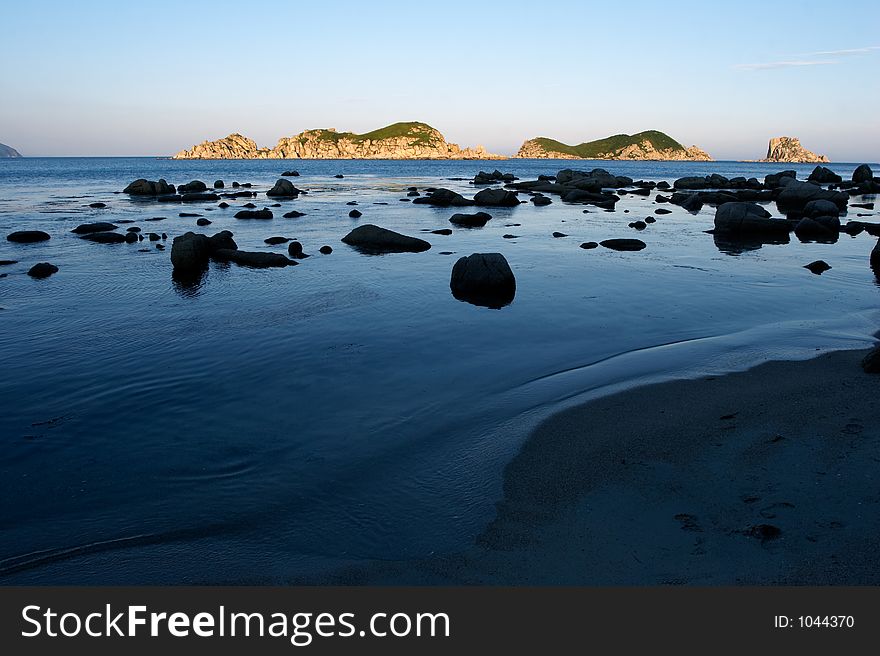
{"left": 712, "top": 233, "right": 791, "bottom": 256}
{"left": 171, "top": 267, "right": 207, "bottom": 297}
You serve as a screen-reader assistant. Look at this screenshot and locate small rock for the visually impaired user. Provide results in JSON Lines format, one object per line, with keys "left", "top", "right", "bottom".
{"left": 628, "top": 221, "right": 647, "bottom": 230}
{"left": 579, "top": 242, "right": 599, "bottom": 249}
{"left": 319, "top": 245, "right": 333, "bottom": 255}
{"left": 27, "top": 262, "right": 58, "bottom": 278}
{"left": 7, "top": 230, "right": 51, "bottom": 243}
{"left": 449, "top": 212, "right": 492, "bottom": 227}
{"left": 89, "top": 202, "right": 107, "bottom": 208}
{"left": 349, "top": 209, "right": 362, "bottom": 218}
{"left": 235, "top": 209, "right": 273, "bottom": 220}
{"left": 600, "top": 239, "right": 646, "bottom": 251}
{"left": 72, "top": 222, "right": 118, "bottom": 234}
{"left": 197, "top": 218, "right": 212, "bottom": 226}
{"left": 214, "top": 180, "right": 224, "bottom": 189}
{"left": 283, "top": 211, "right": 306, "bottom": 218}
{"left": 265, "top": 236, "right": 291, "bottom": 245}
{"left": 431, "top": 229, "right": 453, "bottom": 235}
{"left": 552, "top": 231, "right": 568, "bottom": 238}
{"left": 804, "top": 260, "right": 831, "bottom": 275}
{"left": 282, "top": 170, "right": 300, "bottom": 177}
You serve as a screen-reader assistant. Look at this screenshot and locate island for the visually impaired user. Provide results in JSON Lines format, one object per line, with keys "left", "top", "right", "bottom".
{"left": 761, "top": 136, "right": 829, "bottom": 163}
{"left": 0, "top": 142, "right": 22, "bottom": 157}
{"left": 172, "top": 122, "right": 502, "bottom": 160}
{"left": 514, "top": 130, "right": 712, "bottom": 160}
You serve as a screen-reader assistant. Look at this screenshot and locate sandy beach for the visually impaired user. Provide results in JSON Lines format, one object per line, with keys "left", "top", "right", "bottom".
{"left": 337, "top": 346, "right": 880, "bottom": 585}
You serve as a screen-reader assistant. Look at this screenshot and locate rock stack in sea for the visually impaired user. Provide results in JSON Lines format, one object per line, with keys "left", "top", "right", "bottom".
{"left": 762, "top": 137, "right": 829, "bottom": 163}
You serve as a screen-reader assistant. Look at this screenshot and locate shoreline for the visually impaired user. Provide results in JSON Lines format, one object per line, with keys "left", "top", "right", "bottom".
{"left": 328, "top": 346, "right": 880, "bottom": 585}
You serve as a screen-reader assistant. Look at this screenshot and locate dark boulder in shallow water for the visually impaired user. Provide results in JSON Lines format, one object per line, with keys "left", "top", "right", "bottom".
{"left": 319, "top": 245, "right": 333, "bottom": 254}
{"left": 449, "top": 211, "right": 492, "bottom": 227}
{"left": 803, "top": 260, "right": 831, "bottom": 275}
{"left": 341, "top": 224, "right": 431, "bottom": 254}
{"left": 794, "top": 216, "right": 840, "bottom": 242}
{"left": 431, "top": 228, "right": 453, "bottom": 235}
{"left": 412, "top": 188, "right": 474, "bottom": 207}
{"left": 80, "top": 231, "right": 127, "bottom": 244}
{"left": 197, "top": 218, "right": 212, "bottom": 226}
{"left": 89, "top": 202, "right": 107, "bottom": 208}
{"left": 282, "top": 170, "right": 300, "bottom": 177}
{"left": 473, "top": 188, "right": 520, "bottom": 207}
{"left": 72, "top": 222, "right": 118, "bottom": 234}
{"left": 713, "top": 202, "right": 790, "bottom": 237}
{"left": 450, "top": 252, "right": 516, "bottom": 309}
{"left": 863, "top": 346, "right": 880, "bottom": 373}
{"left": 266, "top": 178, "right": 302, "bottom": 197}
{"left": 580, "top": 241, "right": 599, "bottom": 249}
{"left": 802, "top": 199, "right": 841, "bottom": 218}
{"left": 776, "top": 181, "right": 849, "bottom": 215}
{"left": 806, "top": 166, "right": 842, "bottom": 184}
{"left": 235, "top": 209, "right": 273, "bottom": 219}
{"left": 287, "top": 241, "right": 309, "bottom": 259}
{"left": 531, "top": 195, "right": 552, "bottom": 206}
{"left": 178, "top": 180, "right": 208, "bottom": 194}
{"left": 7, "top": 230, "right": 51, "bottom": 243}
{"left": 214, "top": 180, "right": 224, "bottom": 189}
{"left": 349, "top": 209, "right": 362, "bottom": 218}
{"left": 171, "top": 230, "right": 240, "bottom": 274}
{"left": 600, "top": 239, "right": 646, "bottom": 251}
{"left": 853, "top": 164, "right": 874, "bottom": 184}
{"left": 27, "top": 262, "right": 59, "bottom": 278}
{"left": 212, "top": 249, "right": 295, "bottom": 268}
{"left": 123, "top": 178, "right": 175, "bottom": 195}
{"left": 265, "top": 236, "right": 291, "bottom": 245}
{"left": 283, "top": 210, "right": 306, "bottom": 218}
{"left": 680, "top": 193, "right": 703, "bottom": 213}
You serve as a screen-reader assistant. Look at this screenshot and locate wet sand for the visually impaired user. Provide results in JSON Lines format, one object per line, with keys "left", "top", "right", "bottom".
{"left": 333, "top": 347, "right": 880, "bottom": 584}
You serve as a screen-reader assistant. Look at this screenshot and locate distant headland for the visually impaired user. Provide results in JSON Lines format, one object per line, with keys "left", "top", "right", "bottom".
{"left": 0, "top": 142, "right": 22, "bottom": 158}
{"left": 514, "top": 130, "right": 713, "bottom": 161}
{"left": 172, "top": 122, "right": 503, "bottom": 160}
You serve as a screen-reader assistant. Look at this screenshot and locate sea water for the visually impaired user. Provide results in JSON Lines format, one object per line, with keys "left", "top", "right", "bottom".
{"left": 1, "top": 157, "right": 878, "bottom": 583}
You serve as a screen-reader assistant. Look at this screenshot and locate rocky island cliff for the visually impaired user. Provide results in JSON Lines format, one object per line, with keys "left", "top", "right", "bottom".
{"left": 173, "top": 122, "right": 502, "bottom": 160}
{"left": 515, "top": 130, "right": 712, "bottom": 161}
{"left": 0, "top": 142, "right": 22, "bottom": 157}
{"left": 761, "top": 136, "right": 829, "bottom": 163}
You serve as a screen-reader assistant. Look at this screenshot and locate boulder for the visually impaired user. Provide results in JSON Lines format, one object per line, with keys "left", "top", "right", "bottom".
{"left": 600, "top": 239, "right": 646, "bottom": 251}
{"left": 283, "top": 210, "right": 306, "bottom": 218}
{"left": 235, "top": 209, "right": 274, "bottom": 219}
{"left": 207, "top": 230, "right": 237, "bottom": 252}
{"left": 802, "top": 199, "right": 841, "bottom": 218}
{"left": 214, "top": 180, "right": 224, "bottom": 189}
{"left": 265, "top": 236, "right": 290, "bottom": 245}
{"left": 266, "top": 179, "right": 301, "bottom": 197}
{"left": 680, "top": 194, "right": 704, "bottom": 213}
{"left": 714, "top": 202, "right": 790, "bottom": 236}
{"left": 803, "top": 260, "right": 831, "bottom": 275}
{"left": 7, "top": 230, "right": 50, "bottom": 243}
{"left": 349, "top": 209, "right": 362, "bottom": 218}
{"left": 171, "top": 233, "right": 211, "bottom": 272}
{"left": 807, "top": 166, "right": 842, "bottom": 184}
{"left": 287, "top": 241, "right": 309, "bottom": 259}
{"left": 450, "top": 252, "right": 516, "bottom": 308}
{"left": 73, "top": 222, "right": 120, "bottom": 235}
{"left": 319, "top": 245, "right": 333, "bottom": 254}
{"left": 449, "top": 212, "right": 492, "bottom": 227}
{"left": 282, "top": 170, "right": 300, "bottom": 177}
{"left": 180, "top": 193, "right": 220, "bottom": 202}
{"left": 123, "top": 178, "right": 176, "bottom": 195}
{"left": 863, "top": 345, "right": 880, "bottom": 373}
{"left": 531, "top": 195, "right": 552, "bottom": 206}
{"left": 89, "top": 202, "right": 107, "bottom": 208}
{"left": 764, "top": 171, "right": 797, "bottom": 188}
{"left": 412, "top": 188, "right": 474, "bottom": 207}
{"left": 776, "top": 181, "right": 849, "bottom": 214}
{"left": 80, "top": 231, "right": 127, "bottom": 243}
{"left": 212, "top": 249, "right": 295, "bottom": 268}
{"left": 27, "top": 262, "right": 58, "bottom": 278}
{"left": 196, "top": 218, "right": 212, "bottom": 226}
{"left": 579, "top": 242, "right": 599, "bottom": 249}
{"left": 178, "top": 180, "right": 208, "bottom": 194}
{"left": 794, "top": 216, "right": 840, "bottom": 242}
{"left": 341, "top": 224, "right": 431, "bottom": 254}
{"left": 853, "top": 164, "right": 874, "bottom": 184}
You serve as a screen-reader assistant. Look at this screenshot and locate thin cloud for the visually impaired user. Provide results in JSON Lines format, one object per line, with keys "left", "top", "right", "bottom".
{"left": 734, "top": 60, "right": 839, "bottom": 71}
{"left": 811, "top": 45, "right": 880, "bottom": 56}
{"left": 736, "top": 45, "right": 879, "bottom": 71}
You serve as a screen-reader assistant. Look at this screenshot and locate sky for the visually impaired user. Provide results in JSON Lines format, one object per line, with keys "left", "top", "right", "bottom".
{"left": 1, "top": 0, "right": 878, "bottom": 160}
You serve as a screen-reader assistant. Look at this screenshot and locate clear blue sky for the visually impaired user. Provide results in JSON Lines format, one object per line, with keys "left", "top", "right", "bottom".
{"left": 2, "top": 0, "right": 878, "bottom": 160}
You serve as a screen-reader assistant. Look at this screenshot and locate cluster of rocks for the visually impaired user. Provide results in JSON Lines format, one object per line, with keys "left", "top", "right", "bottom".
{"left": 473, "top": 170, "right": 518, "bottom": 185}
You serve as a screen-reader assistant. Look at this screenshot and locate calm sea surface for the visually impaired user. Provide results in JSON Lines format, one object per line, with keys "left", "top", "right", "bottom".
{"left": 1, "top": 157, "right": 878, "bottom": 583}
